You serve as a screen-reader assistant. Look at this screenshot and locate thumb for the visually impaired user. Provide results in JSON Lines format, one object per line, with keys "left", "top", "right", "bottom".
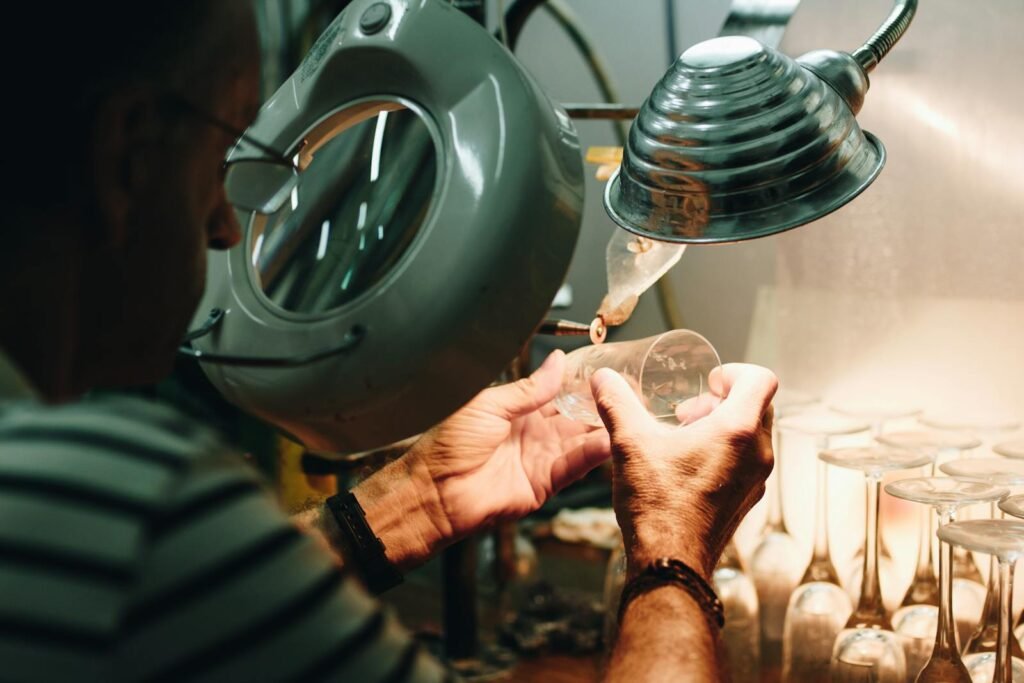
{"left": 482, "top": 350, "right": 564, "bottom": 420}
{"left": 590, "top": 368, "right": 654, "bottom": 434}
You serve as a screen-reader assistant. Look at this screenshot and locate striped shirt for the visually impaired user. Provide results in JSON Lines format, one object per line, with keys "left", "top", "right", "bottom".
{"left": 0, "top": 356, "right": 449, "bottom": 682}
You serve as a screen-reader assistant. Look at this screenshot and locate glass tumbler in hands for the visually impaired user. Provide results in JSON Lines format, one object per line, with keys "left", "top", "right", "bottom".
{"left": 553, "top": 329, "right": 723, "bottom": 427}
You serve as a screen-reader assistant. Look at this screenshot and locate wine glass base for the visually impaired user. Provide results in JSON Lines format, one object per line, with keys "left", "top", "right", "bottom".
{"left": 715, "top": 566, "right": 761, "bottom": 683}
{"left": 750, "top": 531, "right": 803, "bottom": 646}
{"left": 893, "top": 604, "right": 939, "bottom": 681}
{"left": 782, "top": 582, "right": 852, "bottom": 682}
{"left": 831, "top": 627, "right": 907, "bottom": 682}
{"left": 914, "top": 654, "right": 972, "bottom": 683}
{"left": 962, "top": 652, "right": 1024, "bottom": 683}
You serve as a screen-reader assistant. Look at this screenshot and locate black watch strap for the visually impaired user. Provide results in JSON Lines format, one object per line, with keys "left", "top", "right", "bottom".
{"left": 325, "top": 491, "right": 404, "bottom": 594}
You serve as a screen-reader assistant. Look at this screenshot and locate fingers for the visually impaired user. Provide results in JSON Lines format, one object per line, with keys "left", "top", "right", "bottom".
{"left": 589, "top": 368, "right": 655, "bottom": 435}
{"left": 549, "top": 430, "right": 612, "bottom": 493}
{"left": 713, "top": 363, "right": 779, "bottom": 423}
{"left": 482, "top": 350, "right": 566, "bottom": 420}
{"left": 674, "top": 391, "right": 722, "bottom": 425}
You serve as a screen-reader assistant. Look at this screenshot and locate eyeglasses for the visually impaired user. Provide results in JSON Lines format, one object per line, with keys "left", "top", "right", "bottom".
{"left": 166, "top": 96, "right": 357, "bottom": 367}
{"left": 163, "top": 94, "right": 299, "bottom": 215}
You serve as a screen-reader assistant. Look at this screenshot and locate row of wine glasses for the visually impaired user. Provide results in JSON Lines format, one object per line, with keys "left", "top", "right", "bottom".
{"left": 813, "top": 452, "right": 1024, "bottom": 681}
{"left": 755, "top": 404, "right": 1021, "bottom": 682}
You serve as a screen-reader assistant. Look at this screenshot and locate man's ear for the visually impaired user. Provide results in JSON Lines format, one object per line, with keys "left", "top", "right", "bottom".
{"left": 88, "top": 91, "right": 163, "bottom": 248}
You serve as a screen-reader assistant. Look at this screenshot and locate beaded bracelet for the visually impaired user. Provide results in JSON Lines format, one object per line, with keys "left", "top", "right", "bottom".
{"left": 617, "top": 558, "right": 725, "bottom": 630}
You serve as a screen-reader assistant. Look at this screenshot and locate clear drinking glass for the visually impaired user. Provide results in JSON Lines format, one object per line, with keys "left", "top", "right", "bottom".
{"left": 820, "top": 446, "right": 934, "bottom": 683}
{"left": 831, "top": 402, "right": 922, "bottom": 439}
{"left": 779, "top": 413, "right": 871, "bottom": 683}
{"left": 992, "top": 450, "right": 1024, "bottom": 648}
{"left": 940, "top": 520, "right": 1024, "bottom": 683}
{"left": 553, "top": 329, "right": 722, "bottom": 427}
{"left": 831, "top": 404, "right": 921, "bottom": 614}
{"left": 922, "top": 414, "right": 1019, "bottom": 600}
{"left": 714, "top": 540, "right": 761, "bottom": 683}
{"left": 919, "top": 413, "right": 1020, "bottom": 449}
{"left": 884, "top": 477, "right": 1009, "bottom": 683}
{"left": 750, "top": 389, "right": 817, "bottom": 672}
{"left": 1000, "top": 494, "right": 1024, "bottom": 650}
{"left": 994, "top": 441, "right": 1024, "bottom": 462}
{"left": 941, "top": 458, "right": 1024, "bottom": 661}
{"left": 830, "top": 630, "right": 908, "bottom": 683}
{"left": 877, "top": 430, "right": 985, "bottom": 651}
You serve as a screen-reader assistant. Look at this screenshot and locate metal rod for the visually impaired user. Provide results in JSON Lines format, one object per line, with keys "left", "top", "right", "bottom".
{"left": 540, "top": 0, "right": 630, "bottom": 146}
{"left": 665, "top": 0, "right": 678, "bottom": 64}
{"left": 852, "top": 0, "right": 918, "bottom": 73}
{"left": 562, "top": 104, "right": 640, "bottom": 121}
{"left": 537, "top": 319, "right": 593, "bottom": 336}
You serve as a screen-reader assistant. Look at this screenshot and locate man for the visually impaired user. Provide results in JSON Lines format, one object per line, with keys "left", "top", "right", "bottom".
{"left": 0, "top": 2, "right": 777, "bottom": 681}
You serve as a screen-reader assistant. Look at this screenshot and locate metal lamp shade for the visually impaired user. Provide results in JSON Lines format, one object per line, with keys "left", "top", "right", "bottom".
{"left": 605, "top": 35, "right": 885, "bottom": 244}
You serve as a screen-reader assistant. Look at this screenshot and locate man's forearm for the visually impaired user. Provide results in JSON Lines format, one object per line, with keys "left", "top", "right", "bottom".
{"left": 292, "top": 452, "right": 449, "bottom": 573}
{"left": 605, "top": 586, "right": 723, "bottom": 683}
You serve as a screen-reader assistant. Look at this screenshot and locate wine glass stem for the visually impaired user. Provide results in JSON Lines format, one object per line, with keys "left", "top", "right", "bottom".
{"left": 996, "top": 558, "right": 1015, "bottom": 683}
{"left": 934, "top": 508, "right": 959, "bottom": 656}
{"left": 812, "top": 452, "right": 830, "bottom": 564}
{"left": 971, "top": 503, "right": 1005, "bottom": 655}
{"left": 852, "top": 473, "right": 886, "bottom": 626}
{"left": 765, "top": 426, "right": 786, "bottom": 532}
{"left": 911, "top": 503, "right": 936, "bottom": 586}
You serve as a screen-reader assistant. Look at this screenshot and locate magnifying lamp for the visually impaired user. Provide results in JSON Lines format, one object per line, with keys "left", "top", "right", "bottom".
{"left": 605, "top": 0, "right": 917, "bottom": 244}
{"left": 188, "top": 0, "right": 584, "bottom": 453}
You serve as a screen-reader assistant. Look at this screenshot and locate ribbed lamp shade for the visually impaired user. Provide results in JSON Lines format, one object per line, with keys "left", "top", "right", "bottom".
{"left": 604, "top": 35, "right": 885, "bottom": 244}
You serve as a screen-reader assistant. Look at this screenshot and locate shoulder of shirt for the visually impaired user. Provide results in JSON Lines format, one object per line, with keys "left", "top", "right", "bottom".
{"left": 0, "top": 392, "right": 230, "bottom": 472}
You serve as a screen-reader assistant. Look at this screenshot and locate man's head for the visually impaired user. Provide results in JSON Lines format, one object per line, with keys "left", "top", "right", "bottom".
{"left": 5, "top": 1, "right": 261, "bottom": 398}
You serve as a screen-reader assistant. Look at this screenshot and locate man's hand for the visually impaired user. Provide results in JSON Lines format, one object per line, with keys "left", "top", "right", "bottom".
{"left": 347, "top": 350, "right": 612, "bottom": 571}
{"left": 591, "top": 362, "right": 777, "bottom": 581}
{"left": 408, "top": 349, "right": 612, "bottom": 541}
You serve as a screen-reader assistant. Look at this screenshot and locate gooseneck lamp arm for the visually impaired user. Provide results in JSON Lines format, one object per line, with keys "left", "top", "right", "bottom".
{"left": 852, "top": 0, "right": 918, "bottom": 73}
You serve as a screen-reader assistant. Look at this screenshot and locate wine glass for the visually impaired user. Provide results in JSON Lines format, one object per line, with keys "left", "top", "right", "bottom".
{"left": 750, "top": 388, "right": 817, "bottom": 672}
{"left": 939, "top": 520, "right": 1024, "bottom": 683}
{"left": 994, "top": 441, "right": 1024, "bottom": 462}
{"left": 941, "top": 458, "right": 1024, "bottom": 661}
{"left": 885, "top": 477, "right": 1009, "bottom": 682}
{"left": 877, "top": 431, "right": 986, "bottom": 650}
{"left": 831, "top": 402, "right": 922, "bottom": 439}
{"left": 831, "top": 404, "right": 921, "bottom": 613}
{"left": 714, "top": 540, "right": 761, "bottom": 682}
{"left": 919, "top": 413, "right": 1020, "bottom": 450}
{"left": 554, "top": 328, "right": 722, "bottom": 427}
{"left": 878, "top": 431, "right": 983, "bottom": 474}
{"left": 820, "top": 446, "right": 934, "bottom": 682}
{"left": 998, "top": 493, "right": 1024, "bottom": 653}
{"left": 778, "top": 414, "right": 872, "bottom": 682}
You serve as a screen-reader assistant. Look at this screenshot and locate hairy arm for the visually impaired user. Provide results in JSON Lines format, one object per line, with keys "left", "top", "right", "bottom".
{"left": 592, "top": 363, "right": 778, "bottom": 683}
{"left": 605, "top": 587, "right": 722, "bottom": 683}
{"left": 292, "top": 452, "right": 448, "bottom": 574}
